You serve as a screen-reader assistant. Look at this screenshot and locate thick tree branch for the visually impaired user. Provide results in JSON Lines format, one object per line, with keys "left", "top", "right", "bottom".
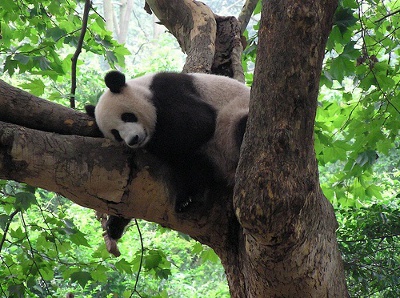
{"left": 146, "top": 0, "right": 216, "bottom": 73}
{"left": 213, "top": 15, "right": 244, "bottom": 82}
{"left": 0, "top": 119, "right": 235, "bottom": 250}
{"left": 145, "top": 0, "right": 244, "bottom": 80}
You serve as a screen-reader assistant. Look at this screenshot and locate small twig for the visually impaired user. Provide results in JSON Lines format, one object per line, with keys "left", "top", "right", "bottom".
{"left": 0, "top": 209, "right": 20, "bottom": 253}
{"left": 70, "top": 0, "right": 91, "bottom": 109}
{"left": 21, "top": 212, "right": 51, "bottom": 294}
{"left": 131, "top": 219, "right": 144, "bottom": 298}
{"left": 374, "top": 8, "right": 400, "bottom": 23}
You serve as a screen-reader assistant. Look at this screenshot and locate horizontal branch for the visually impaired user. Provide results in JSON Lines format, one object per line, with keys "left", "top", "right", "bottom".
{"left": 0, "top": 79, "right": 101, "bottom": 137}
{"left": 0, "top": 121, "right": 132, "bottom": 209}
{"left": 0, "top": 121, "right": 233, "bottom": 249}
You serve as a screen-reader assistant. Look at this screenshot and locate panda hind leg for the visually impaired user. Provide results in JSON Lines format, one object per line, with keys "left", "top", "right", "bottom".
{"left": 172, "top": 155, "right": 215, "bottom": 213}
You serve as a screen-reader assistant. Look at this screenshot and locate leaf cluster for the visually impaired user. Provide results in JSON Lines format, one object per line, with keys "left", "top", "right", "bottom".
{"left": 316, "top": 0, "right": 400, "bottom": 295}
{"left": 317, "top": 0, "right": 400, "bottom": 208}
{"left": 337, "top": 203, "right": 400, "bottom": 297}
{"left": 0, "top": 0, "right": 129, "bottom": 105}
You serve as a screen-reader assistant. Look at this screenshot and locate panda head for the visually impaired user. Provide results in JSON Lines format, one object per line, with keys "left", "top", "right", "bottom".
{"left": 94, "top": 71, "right": 157, "bottom": 148}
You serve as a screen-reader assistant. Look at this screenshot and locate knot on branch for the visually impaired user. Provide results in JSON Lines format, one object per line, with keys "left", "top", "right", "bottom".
{"left": 273, "top": 128, "right": 292, "bottom": 154}
{"left": 0, "top": 126, "right": 28, "bottom": 178}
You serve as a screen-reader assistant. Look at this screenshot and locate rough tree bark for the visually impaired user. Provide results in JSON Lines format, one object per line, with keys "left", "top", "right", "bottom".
{"left": 145, "top": 0, "right": 245, "bottom": 81}
{"left": 0, "top": 0, "right": 349, "bottom": 296}
{"left": 232, "top": 0, "right": 348, "bottom": 296}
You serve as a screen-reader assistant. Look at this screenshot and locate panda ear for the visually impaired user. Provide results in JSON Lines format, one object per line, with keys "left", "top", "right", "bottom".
{"left": 85, "top": 104, "right": 96, "bottom": 118}
{"left": 105, "top": 71, "right": 126, "bottom": 93}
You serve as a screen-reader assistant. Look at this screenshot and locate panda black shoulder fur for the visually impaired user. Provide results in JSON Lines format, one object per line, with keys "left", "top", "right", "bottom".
{"left": 86, "top": 71, "right": 249, "bottom": 240}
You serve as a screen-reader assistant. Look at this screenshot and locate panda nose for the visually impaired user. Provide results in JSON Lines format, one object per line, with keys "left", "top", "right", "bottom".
{"left": 128, "top": 135, "right": 139, "bottom": 146}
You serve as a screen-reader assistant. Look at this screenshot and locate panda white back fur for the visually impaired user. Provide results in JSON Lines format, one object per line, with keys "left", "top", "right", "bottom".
{"left": 91, "top": 71, "right": 249, "bottom": 216}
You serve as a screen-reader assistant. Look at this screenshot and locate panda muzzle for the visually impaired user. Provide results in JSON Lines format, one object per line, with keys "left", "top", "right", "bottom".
{"left": 128, "top": 135, "right": 140, "bottom": 147}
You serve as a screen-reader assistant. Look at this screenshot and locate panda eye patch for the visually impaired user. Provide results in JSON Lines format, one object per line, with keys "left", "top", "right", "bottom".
{"left": 111, "top": 129, "right": 123, "bottom": 142}
{"left": 121, "top": 113, "right": 138, "bottom": 123}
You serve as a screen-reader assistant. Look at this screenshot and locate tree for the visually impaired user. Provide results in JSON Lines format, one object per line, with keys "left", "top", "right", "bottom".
{"left": 103, "top": 0, "right": 134, "bottom": 43}
{"left": 2, "top": 0, "right": 380, "bottom": 296}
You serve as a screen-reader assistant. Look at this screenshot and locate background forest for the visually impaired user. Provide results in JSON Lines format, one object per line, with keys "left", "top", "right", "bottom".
{"left": 0, "top": 0, "right": 399, "bottom": 297}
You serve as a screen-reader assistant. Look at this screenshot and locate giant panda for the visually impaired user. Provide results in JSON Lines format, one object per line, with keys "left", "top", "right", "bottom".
{"left": 86, "top": 70, "right": 250, "bottom": 240}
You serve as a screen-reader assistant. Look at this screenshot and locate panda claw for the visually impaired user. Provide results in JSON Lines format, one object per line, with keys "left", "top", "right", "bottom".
{"left": 176, "top": 197, "right": 193, "bottom": 213}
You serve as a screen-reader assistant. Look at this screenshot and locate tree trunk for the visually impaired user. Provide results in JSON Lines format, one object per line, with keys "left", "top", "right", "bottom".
{"left": 231, "top": 0, "right": 349, "bottom": 296}
{"left": 103, "top": 0, "right": 114, "bottom": 33}
{"left": 118, "top": 0, "right": 134, "bottom": 43}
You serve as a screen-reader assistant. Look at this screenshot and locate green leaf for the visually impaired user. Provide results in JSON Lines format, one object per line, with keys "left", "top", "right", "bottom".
{"left": 39, "top": 267, "right": 54, "bottom": 281}
{"left": 355, "top": 150, "right": 378, "bottom": 168}
{"left": 37, "top": 56, "right": 52, "bottom": 71}
{"left": 14, "top": 54, "right": 30, "bottom": 65}
{"left": 342, "top": 0, "right": 358, "bottom": 9}
{"left": 342, "top": 41, "right": 360, "bottom": 59}
{"left": 329, "top": 55, "right": 355, "bottom": 82}
{"left": 70, "top": 271, "right": 92, "bottom": 288}
{"left": 19, "top": 79, "right": 46, "bottom": 96}
{"left": 90, "top": 265, "right": 109, "bottom": 282}
{"left": 69, "top": 230, "right": 91, "bottom": 247}
{"left": 3, "top": 56, "right": 18, "bottom": 76}
{"left": 201, "top": 248, "right": 220, "bottom": 264}
{"left": 144, "top": 250, "right": 162, "bottom": 270}
{"left": 10, "top": 227, "right": 25, "bottom": 240}
{"left": 192, "top": 242, "right": 204, "bottom": 254}
{"left": 365, "top": 185, "right": 383, "bottom": 200}
{"left": 46, "top": 27, "right": 67, "bottom": 41}
{"left": 334, "top": 7, "right": 358, "bottom": 33}
{"left": 0, "top": 215, "right": 9, "bottom": 230}
{"left": 7, "top": 284, "right": 25, "bottom": 298}
{"left": 115, "top": 258, "right": 133, "bottom": 274}
{"left": 156, "top": 268, "right": 171, "bottom": 279}
{"left": 15, "top": 191, "right": 37, "bottom": 211}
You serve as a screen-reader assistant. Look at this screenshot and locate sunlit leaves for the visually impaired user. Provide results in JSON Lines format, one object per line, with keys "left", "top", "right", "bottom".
{"left": 318, "top": 0, "right": 400, "bottom": 212}
{"left": 19, "top": 79, "right": 46, "bottom": 96}
{"left": 0, "top": 0, "right": 128, "bottom": 79}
